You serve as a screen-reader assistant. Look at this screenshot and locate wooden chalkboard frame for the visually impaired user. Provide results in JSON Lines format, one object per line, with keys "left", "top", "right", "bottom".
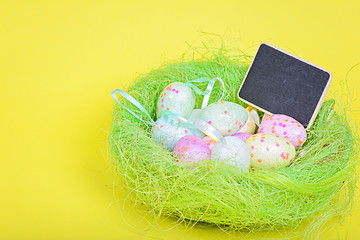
{"left": 238, "top": 43, "right": 332, "bottom": 129}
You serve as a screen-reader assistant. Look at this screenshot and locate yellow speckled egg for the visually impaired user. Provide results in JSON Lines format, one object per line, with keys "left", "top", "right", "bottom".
{"left": 245, "top": 133, "right": 296, "bottom": 170}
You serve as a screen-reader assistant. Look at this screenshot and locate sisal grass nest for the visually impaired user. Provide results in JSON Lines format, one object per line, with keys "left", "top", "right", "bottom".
{"left": 109, "top": 46, "right": 359, "bottom": 238}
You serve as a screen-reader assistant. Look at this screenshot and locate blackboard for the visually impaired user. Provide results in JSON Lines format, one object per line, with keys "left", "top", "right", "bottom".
{"left": 238, "top": 43, "right": 332, "bottom": 128}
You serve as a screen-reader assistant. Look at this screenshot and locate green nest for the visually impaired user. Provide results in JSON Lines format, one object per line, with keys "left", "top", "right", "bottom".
{"left": 109, "top": 48, "right": 359, "bottom": 238}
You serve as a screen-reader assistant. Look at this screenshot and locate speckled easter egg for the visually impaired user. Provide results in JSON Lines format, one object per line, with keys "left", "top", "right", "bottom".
{"left": 200, "top": 101, "right": 248, "bottom": 136}
{"left": 156, "top": 82, "right": 195, "bottom": 119}
{"left": 151, "top": 117, "right": 194, "bottom": 151}
{"left": 202, "top": 136, "right": 216, "bottom": 150}
{"left": 173, "top": 135, "right": 211, "bottom": 165}
{"left": 211, "top": 136, "right": 251, "bottom": 172}
{"left": 238, "top": 110, "right": 256, "bottom": 134}
{"left": 258, "top": 114, "right": 307, "bottom": 148}
{"left": 233, "top": 132, "right": 252, "bottom": 142}
{"left": 245, "top": 133, "right": 296, "bottom": 170}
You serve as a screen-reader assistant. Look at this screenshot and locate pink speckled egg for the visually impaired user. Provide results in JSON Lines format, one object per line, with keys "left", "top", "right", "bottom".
{"left": 258, "top": 114, "right": 307, "bottom": 148}
{"left": 245, "top": 133, "right": 296, "bottom": 170}
{"left": 173, "top": 135, "right": 211, "bottom": 165}
{"left": 202, "top": 136, "right": 217, "bottom": 150}
{"left": 233, "top": 132, "right": 252, "bottom": 142}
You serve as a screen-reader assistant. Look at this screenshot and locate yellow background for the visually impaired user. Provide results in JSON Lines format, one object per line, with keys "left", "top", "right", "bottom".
{"left": 1, "top": 1, "right": 360, "bottom": 239}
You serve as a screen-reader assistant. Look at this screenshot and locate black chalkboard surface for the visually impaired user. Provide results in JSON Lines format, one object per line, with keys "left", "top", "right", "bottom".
{"left": 238, "top": 43, "right": 332, "bottom": 128}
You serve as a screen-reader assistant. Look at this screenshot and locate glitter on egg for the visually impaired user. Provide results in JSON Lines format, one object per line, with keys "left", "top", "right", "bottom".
{"left": 151, "top": 117, "right": 194, "bottom": 151}
{"left": 211, "top": 136, "right": 250, "bottom": 173}
{"left": 156, "top": 82, "right": 195, "bottom": 119}
{"left": 200, "top": 101, "right": 248, "bottom": 136}
{"left": 245, "top": 133, "right": 296, "bottom": 170}
{"left": 258, "top": 114, "right": 307, "bottom": 148}
{"left": 173, "top": 135, "right": 211, "bottom": 165}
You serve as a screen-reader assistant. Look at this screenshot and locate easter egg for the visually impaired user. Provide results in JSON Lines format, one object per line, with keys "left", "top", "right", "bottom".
{"left": 151, "top": 117, "right": 194, "bottom": 151}
{"left": 245, "top": 133, "right": 296, "bottom": 170}
{"left": 200, "top": 101, "right": 248, "bottom": 136}
{"left": 173, "top": 135, "right": 211, "bottom": 165}
{"left": 202, "top": 136, "right": 216, "bottom": 150}
{"left": 258, "top": 114, "right": 307, "bottom": 148}
{"left": 156, "top": 82, "right": 195, "bottom": 119}
{"left": 233, "top": 132, "right": 252, "bottom": 142}
{"left": 238, "top": 110, "right": 256, "bottom": 134}
{"left": 211, "top": 136, "right": 251, "bottom": 172}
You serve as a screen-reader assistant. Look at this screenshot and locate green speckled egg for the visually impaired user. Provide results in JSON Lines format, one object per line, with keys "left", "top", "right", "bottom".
{"left": 156, "top": 82, "right": 195, "bottom": 119}
{"left": 199, "top": 101, "right": 248, "bottom": 136}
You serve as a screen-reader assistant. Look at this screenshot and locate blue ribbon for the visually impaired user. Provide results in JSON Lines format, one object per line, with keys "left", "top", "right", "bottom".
{"left": 161, "top": 110, "right": 197, "bottom": 130}
{"left": 111, "top": 89, "right": 155, "bottom": 125}
{"left": 185, "top": 77, "right": 225, "bottom": 109}
{"left": 111, "top": 89, "right": 197, "bottom": 129}
{"left": 111, "top": 76, "right": 225, "bottom": 131}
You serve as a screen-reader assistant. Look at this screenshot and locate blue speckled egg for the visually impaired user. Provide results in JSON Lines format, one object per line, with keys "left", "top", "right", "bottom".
{"left": 151, "top": 117, "right": 194, "bottom": 151}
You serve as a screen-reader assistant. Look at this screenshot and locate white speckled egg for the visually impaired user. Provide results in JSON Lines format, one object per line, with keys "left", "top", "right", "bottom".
{"left": 245, "top": 133, "right": 296, "bottom": 170}
{"left": 156, "top": 82, "right": 195, "bottom": 119}
{"left": 200, "top": 101, "right": 248, "bottom": 136}
{"left": 211, "top": 136, "right": 250, "bottom": 173}
{"left": 258, "top": 114, "right": 307, "bottom": 148}
{"left": 151, "top": 117, "right": 194, "bottom": 151}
